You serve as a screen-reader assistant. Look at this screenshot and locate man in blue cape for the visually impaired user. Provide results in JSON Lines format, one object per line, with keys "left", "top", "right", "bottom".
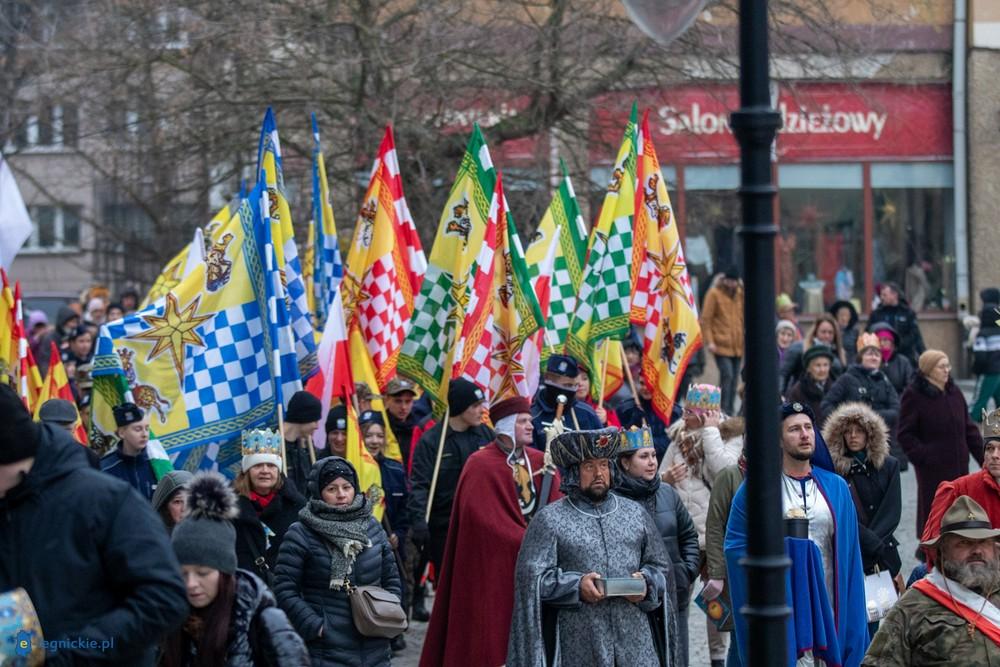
{"left": 725, "top": 402, "right": 868, "bottom": 666}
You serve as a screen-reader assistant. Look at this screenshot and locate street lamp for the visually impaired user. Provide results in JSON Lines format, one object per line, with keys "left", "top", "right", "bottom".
{"left": 623, "top": 1, "right": 787, "bottom": 666}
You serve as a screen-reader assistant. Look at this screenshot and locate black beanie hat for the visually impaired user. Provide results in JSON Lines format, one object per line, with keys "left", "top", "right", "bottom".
{"left": 307, "top": 456, "right": 360, "bottom": 499}
{"left": 0, "top": 383, "right": 39, "bottom": 464}
{"left": 286, "top": 390, "right": 322, "bottom": 424}
{"left": 325, "top": 404, "right": 348, "bottom": 433}
{"left": 447, "top": 377, "right": 486, "bottom": 415}
{"left": 981, "top": 288, "right": 1000, "bottom": 306}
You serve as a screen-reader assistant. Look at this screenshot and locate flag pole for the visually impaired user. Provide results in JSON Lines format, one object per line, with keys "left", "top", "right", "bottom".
{"left": 424, "top": 405, "right": 451, "bottom": 524}
{"left": 620, "top": 344, "right": 647, "bottom": 427}
{"left": 597, "top": 341, "right": 611, "bottom": 410}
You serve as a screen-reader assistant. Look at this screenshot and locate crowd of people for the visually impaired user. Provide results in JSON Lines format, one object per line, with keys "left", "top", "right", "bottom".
{"left": 5, "top": 277, "right": 1000, "bottom": 666}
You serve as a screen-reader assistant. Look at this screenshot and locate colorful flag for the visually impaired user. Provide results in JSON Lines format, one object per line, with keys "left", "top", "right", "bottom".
{"left": 467, "top": 172, "right": 543, "bottom": 404}
{"left": 634, "top": 110, "right": 702, "bottom": 422}
{"left": 344, "top": 127, "right": 421, "bottom": 391}
{"left": 0, "top": 152, "right": 32, "bottom": 270}
{"left": 523, "top": 224, "right": 560, "bottom": 397}
{"left": 91, "top": 180, "right": 301, "bottom": 475}
{"left": 565, "top": 105, "right": 637, "bottom": 365}
{"left": 257, "top": 108, "right": 317, "bottom": 378}
{"left": 144, "top": 205, "right": 230, "bottom": 308}
{"left": 34, "top": 341, "right": 88, "bottom": 444}
{"left": 0, "top": 268, "right": 15, "bottom": 380}
{"left": 311, "top": 113, "right": 344, "bottom": 329}
{"left": 371, "top": 125, "right": 425, "bottom": 291}
{"left": 525, "top": 161, "right": 589, "bottom": 360}
{"left": 345, "top": 396, "right": 385, "bottom": 521}
{"left": 306, "top": 287, "right": 354, "bottom": 452}
{"left": 398, "top": 126, "right": 494, "bottom": 413}
{"left": 13, "top": 282, "right": 43, "bottom": 410}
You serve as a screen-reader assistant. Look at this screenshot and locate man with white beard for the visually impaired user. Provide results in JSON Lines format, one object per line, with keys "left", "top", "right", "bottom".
{"left": 864, "top": 495, "right": 1000, "bottom": 665}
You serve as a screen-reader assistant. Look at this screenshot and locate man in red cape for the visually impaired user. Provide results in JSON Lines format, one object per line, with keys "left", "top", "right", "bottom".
{"left": 419, "top": 395, "right": 561, "bottom": 667}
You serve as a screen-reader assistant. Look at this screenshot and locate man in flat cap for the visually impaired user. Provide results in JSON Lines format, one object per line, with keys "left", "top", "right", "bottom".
{"left": 100, "top": 401, "right": 157, "bottom": 500}
{"left": 406, "top": 377, "right": 493, "bottom": 620}
{"left": 530, "top": 354, "right": 603, "bottom": 451}
{"left": 421, "top": 396, "right": 561, "bottom": 667}
{"left": 864, "top": 495, "right": 1000, "bottom": 665}
{"left": 385, "top": 376, "right": 420, "bottom": 470}
{"left": 39, "top": 398, "right": 99, "bottom": 468}
{"left": 507, "top": 427, "right": 672, "bottom": 666}
{"left": 726, "top": 402, "right": 868, "bottom": 667}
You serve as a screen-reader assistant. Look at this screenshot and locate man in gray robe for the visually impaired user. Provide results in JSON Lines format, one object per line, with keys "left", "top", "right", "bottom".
{"left": 507, "top": 427, "right": 673, "bottom": 666}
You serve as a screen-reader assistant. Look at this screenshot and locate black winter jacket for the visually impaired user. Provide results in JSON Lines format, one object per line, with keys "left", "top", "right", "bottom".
{"left": 881, "top": 352, "right": 915, "bottom": 397}
{"left": 407, "top": 421, "right": 493, "bottom": 533}
{"left": 785, "top": 374, "right": 835, "bottom": 425}
{"left": 821, "top": 365, "right": 900, "bottom": 433}
{"left": 233, "top": 480, "right": 306, "bottom": 578}
{"left": 823, "top": 402, "right": 902, "bottom": 576}
{"left": 273, "top": 517, "right": 402, "bottom": 667}
{"left": 974, "top": 305, "right": 1000, "bottom": 376}
{"left": 867, "top": 302, "right": 926, "bottom": 363}
{"left": 615, "top": 475, "right": 701, "bottom": 609}
{"left": 779, "top": 341, "right": 845, "bottom": 394}
{"left": 173, "top": 569, "right": 309, "bottom": 666}
{"left": 0, "top": 425, "right": 188, "bottom": 666}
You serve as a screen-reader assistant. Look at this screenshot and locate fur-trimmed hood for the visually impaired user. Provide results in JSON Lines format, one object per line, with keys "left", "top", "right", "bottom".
{"left": 821, "top": 402, "right": 890, "bottom": 474}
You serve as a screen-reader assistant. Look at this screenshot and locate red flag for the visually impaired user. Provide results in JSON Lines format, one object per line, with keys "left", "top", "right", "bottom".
{"left": 34, "top": 341, "right": 88, "bottom": 444}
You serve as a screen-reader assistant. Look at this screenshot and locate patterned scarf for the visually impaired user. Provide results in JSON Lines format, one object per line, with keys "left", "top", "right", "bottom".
{"left": 299, "top": 495, "right": 372, "bottom": 590}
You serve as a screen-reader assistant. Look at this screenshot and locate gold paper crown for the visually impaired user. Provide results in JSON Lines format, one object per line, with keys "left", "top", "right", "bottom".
{"left": 983, "top": 408, "right": 1000, "bottom": 440}
{"left": 241, "top": 428, "right": 283, "bottom": 458}
{"left": 856, "top": 332, "right": 880, "bottom": 352}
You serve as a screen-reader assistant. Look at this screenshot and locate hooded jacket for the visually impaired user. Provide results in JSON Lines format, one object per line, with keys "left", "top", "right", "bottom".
{"left": 0, "top": 424, "right": 188, "bottom": 666}
{"left": 829, "top": 300, "right": 860, "bottom": 357}
{"left": 823, "top": 402, "right": 902, "bottom": 575}
{"left": 868, "top": 323, "right": 915, "bottom": 395}
{"left": 973, "top": 297, "right": 1000, "bottom": 376}
{"left": 867, "top": 298, "right": 926, "bottom": 363}
{"left": 820, "top": 364, "right": 900, "bottom": 433}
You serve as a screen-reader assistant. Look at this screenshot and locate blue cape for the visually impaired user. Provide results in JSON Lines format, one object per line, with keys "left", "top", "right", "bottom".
{"left": 724, "top": 466, "right": 869, "bottom": 667}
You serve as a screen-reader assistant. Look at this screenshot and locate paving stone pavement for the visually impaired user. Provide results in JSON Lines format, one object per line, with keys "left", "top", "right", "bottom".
{"left": 392, "top": 380, "right": 981, "bottom": 666}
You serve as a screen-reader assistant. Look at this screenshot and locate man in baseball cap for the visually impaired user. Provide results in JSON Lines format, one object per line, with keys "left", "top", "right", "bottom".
{"left": 385, "top": 376, "right": 420, "bottom": 468}
{"left": 530, "top": 353, "right": 602, "bottom": 451}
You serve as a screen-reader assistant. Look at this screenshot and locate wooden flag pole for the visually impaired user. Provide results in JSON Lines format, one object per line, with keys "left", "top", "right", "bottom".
{"left": 620, "top": 344, "right": 647, "bottom": 427}
{"left": 597, "top": 341, "right": 611, "bottom": 410}
{"left": 277, "top": 403, "right": 288, "bottom": 474}
{"left": 424, "top": 405, "right": 451, "bottom": 524}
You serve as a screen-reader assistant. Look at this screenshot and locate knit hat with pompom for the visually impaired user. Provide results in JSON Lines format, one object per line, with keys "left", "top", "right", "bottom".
{"left": 171, "top": 472, "right": 239, "bottom": 574}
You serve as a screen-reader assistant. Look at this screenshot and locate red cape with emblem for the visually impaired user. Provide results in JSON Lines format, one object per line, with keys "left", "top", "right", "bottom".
{"left": 418, "top": 441, "right": 561, "bottom": 667}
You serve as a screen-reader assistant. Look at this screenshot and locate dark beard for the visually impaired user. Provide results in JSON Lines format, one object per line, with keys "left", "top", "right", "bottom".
{"left": 581, "top": 485, "right": 609, "bottom": 503}
{"left": 942, "top": 557, "right": 1000, "bottom": 595}
{"left": 788, "top": 450, "right": 813, "bottom": 462}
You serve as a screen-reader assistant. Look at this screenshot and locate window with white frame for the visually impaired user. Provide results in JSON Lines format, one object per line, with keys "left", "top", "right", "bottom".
{"left": 9, "top": 103, "right": 79, "bottom": 150}
{"left": 23, "top": 205, "right": 81, "bottom": 251}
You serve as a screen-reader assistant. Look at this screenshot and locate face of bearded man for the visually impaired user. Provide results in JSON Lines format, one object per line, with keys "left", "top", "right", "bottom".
{"left": 940, "top": 534, "right": 1000, "bottom": 595}
{"left": 578, "top": 458, "right": 610, "bottom": 502}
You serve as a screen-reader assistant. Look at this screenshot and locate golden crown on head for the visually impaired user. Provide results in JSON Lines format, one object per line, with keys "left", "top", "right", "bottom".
{"left": 241, "top": 428, "right": 283, "bottom": 457}
{"left": 983, "top": 408, "right": 1000, "bottom": 440}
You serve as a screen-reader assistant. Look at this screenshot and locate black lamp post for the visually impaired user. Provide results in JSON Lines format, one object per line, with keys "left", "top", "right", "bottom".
{"left": 624, "top": 0, "right": 788, "bottom": 664}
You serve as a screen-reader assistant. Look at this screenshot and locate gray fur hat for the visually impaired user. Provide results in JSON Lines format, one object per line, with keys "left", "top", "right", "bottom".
{"left": 151, "top": 470, "right": 194, "bottom": 512}
{"left": 171, "top": 472, "right": 239, "bottom": 574}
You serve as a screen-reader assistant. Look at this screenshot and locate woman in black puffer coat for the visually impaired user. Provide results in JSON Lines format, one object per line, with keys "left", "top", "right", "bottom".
{"left": 274, "top": 457, "right": 402, "bottom": 667}
{"left": 822, "top": 402, "right": 901, "bottom": 578}
{"left": 821, "top": 335, "right": 900, "bottom": 457}
{"left": 615, "top": 434, "right": 699, "bottom": 667}
{"left": 232, "top": 465, "right": 306, "bottom": 583}
{"left": 162, "top": 472, "right": 309, "bottom": 667}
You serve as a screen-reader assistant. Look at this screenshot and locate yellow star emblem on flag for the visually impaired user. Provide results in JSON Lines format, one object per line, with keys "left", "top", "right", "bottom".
{"left": 128, "top": 292, "right": 212, "bottom": 382}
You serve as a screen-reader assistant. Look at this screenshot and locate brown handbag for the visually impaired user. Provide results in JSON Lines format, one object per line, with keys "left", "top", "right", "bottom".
{"left": 347, "top": 584, "right": 408, "bottom": 638}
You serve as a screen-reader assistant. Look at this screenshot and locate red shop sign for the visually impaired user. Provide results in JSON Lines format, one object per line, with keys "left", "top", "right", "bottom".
{"left": 592, "top": 83, "right": 953, "bottom": 163}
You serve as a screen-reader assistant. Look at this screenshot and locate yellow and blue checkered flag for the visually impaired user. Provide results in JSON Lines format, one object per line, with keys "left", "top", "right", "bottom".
{"left": 311, "top": 113, "right": 343, "bottom": 328}
{"left": 91, "top": 179, "right": 301, "bottom": 475}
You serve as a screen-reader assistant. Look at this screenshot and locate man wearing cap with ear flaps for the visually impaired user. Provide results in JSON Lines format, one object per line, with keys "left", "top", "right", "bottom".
{"left": 420, "top": 396, "right": 562, "bottom": 667}
{"left": 726, "top": 401, "right": 868, "bottom": 667}
{"left": 507, "top": 427, "right": 672, "bottom": 666}
{"left": 406, "top": 377, "right": 493, "bottom": 579}
{"left": 864, "top": 495, "right": 1000, "bottom": 665}
{"left": 530, "top": 353, "right": 603, "bottom": 452}
{"left": 0, "top": 383, "right": 188, "bottom": 665}
{"left": 100, "top": 401, "right": 157, "bottom": 501}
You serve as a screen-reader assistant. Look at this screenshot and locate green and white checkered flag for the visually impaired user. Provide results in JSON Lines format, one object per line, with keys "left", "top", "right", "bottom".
{"left": 565, "top": 105, "right": 637, "bottom": 362}
{"left": 398, "top": 126, "right": 496, "bottom": 411}
{"left": 525, "top": 160, "right": 588, "bottom": 362}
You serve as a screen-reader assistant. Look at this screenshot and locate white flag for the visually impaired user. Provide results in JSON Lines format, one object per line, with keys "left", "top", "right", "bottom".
{"left": 0, "top": 153, "right": 33, "bottom": 269}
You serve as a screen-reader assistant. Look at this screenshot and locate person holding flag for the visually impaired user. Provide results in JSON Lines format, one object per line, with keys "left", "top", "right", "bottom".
{"left": 530, "top": 354, "right": 602, "bottom": 451}
{"left": 100, "top": 402, "right": 156, "bottom": 501}
{"left": 283, "top": 390, "right": 324, "bottom": 495}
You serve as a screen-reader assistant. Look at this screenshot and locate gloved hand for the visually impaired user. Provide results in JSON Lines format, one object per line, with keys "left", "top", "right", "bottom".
{"left": 701, "top": 578, "right": 725, "bottom": 601}
{"left": 544, "top": 418, "right": 566, "bottom": 450}
{"left": 410, "top": 521, "right": 430, "bottom": 547}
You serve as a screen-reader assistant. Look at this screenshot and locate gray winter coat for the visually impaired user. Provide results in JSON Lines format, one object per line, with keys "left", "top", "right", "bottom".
{"left": 273, "top": 517, "right": 402, "bottom": 667}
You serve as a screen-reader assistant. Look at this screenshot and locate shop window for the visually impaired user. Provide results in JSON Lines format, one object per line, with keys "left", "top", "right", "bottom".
{"left": 24, "top": 205, "right": 82, "bottom": 251}
{"left": 777, "top": 164, "right": 864, "bottom": 315}
{"left": 682, "top": 165, "right": 738, "bottom": 304}
{"left": 872, "top": 163, "right": 954, "bottom": 312}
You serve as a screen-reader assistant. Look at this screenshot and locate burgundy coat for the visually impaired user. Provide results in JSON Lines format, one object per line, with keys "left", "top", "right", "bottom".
{"left": 897, "top": 375, "right": 984, "bottom": 536}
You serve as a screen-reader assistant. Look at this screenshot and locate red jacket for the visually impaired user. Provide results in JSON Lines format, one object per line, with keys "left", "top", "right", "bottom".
{"left": 920, "top": 468, "right": 1000, "bottom": 563}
